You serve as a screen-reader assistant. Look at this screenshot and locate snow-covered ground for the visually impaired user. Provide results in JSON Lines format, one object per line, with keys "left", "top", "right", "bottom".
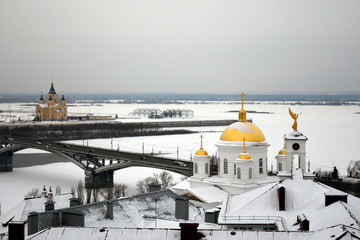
{"left": 1, "top": 102, "right": 360, "bottom": 214}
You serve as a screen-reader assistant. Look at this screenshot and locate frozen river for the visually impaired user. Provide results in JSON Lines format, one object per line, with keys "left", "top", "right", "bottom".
{"left": 0, "top": 102, "right": 359, "bottom": 213}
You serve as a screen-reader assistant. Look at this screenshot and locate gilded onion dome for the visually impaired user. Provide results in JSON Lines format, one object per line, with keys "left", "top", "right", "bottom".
{"left": 195, "top": 135, "right": 208, "bottom": 156}
{"left": 278, "top": 134, "right": 286, "bottom": 155}
{"left": 220, "top": 92, "right": 265, "bottom": 142}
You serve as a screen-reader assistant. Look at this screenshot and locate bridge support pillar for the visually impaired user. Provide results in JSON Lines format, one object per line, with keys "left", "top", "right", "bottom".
{"left": 85, "top": 170, "right": 114, "bottom": 188}
{"left": 0, "top": 152, "right": 13, "bottom": 172}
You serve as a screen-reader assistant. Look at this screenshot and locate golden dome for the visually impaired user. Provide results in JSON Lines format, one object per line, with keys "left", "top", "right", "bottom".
{"left": 195, "top": 134, "right": 208, "bottom": 156}
{"left": 220, "top": 122, "right": 265, "bottom": 142}
{"left": 195, "top": 149, "right": 208, "bottom": 156}
{"left": 278, "top": 134, "right": 286, "bottom": 155}
{"left": 238, "top": 152, "right": 252, "bottom": 159}
{"left": 278, "top": 149, "right": 286, "bottom": 155}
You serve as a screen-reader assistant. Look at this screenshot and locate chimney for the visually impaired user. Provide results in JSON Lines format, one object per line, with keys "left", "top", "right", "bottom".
{"left": 45, "top": 201, "right": 55, "bottom": 211}
{"left": 205, "top": 208, "right": 220, "bottom": 224}
{"left": 8, "top": 221, "right": 25, "bottom": 240}
{"left": 325, "top": 192, "right": 348, "bottom": 206}
{"left": 297, "top": 214, "right": 310, "bottom": 231}
{"left": 69, "top": 198, "right": 82, "bottom": 207}
{"left": 148, "top": 183, "right": 161, "bottom": 192}
{"left": 107, "top": 201, "right": 113, "bottom": 220}
{"left": 278, "top": 185, "right": 285, "bottom": 211}
{"left": 48, "top": 186, "right": 53, "bottom": 202}
{"left": 175, "top": 196, "right": 189, "bottom": 220}
{"left": 179, "top": 223, "right": 204, "bottom": 240}
{"left": 27, "top": 212, "right": 39, "bottom": 236}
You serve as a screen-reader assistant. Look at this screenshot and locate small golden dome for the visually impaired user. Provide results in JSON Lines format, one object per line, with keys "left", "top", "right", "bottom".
{"left": 195, "top": 149, "right": 208, "bottom": 156}
{"left": 238, "top": 152, "right": 252, "bottom": 159}
{"left": 195, "top": 134, "right": 208, "bottom": 156}
{"left": 220, "top": 122, "right": 265, "bottom": 142}
{"left": 278, "top": 149, "right": 286, "bottom": 155}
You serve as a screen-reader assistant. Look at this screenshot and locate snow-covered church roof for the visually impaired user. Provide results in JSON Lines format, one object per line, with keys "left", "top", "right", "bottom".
{"left": 218, "top": 169, "right": 360, "bottom": 231}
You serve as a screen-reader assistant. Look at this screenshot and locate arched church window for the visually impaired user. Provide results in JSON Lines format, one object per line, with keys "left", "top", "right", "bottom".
{"left": 249, "top": 168, "right": 253, "bottom": 179}
{"left": 278, "top": 162, "right": 282, "bottom": 171}
{"left": 237, "top": 167, "right": 241, "bottom": 179}
{"left": 205, "top": 163, "right": 209, "bottom": 174}
{"left": 224, "top": 159, "right": 228, "bottom": 174}
{"left": 194, "top": 163, "right": 198, "bottom": 174}
{"left": 259, "top": 158, "right": 263, "bottom": 174}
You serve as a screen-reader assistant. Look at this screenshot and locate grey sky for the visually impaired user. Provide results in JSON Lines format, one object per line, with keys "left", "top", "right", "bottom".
{"left": 1, "top": 0, "right": 360, "bottom": 94}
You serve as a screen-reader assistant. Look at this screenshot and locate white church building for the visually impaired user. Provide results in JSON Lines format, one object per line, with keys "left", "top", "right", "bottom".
{"left": 174, "top": 93, "right": 313, "bottom": 196}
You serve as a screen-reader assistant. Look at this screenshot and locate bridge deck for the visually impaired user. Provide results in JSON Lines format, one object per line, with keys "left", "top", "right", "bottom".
{"left": 0, "top": 135, "right": 193, "bottom": 176}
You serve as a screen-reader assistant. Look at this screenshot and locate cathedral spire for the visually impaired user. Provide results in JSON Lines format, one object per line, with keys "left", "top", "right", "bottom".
{"left": 49, "top": 81, "right": 56, "bottom": 94}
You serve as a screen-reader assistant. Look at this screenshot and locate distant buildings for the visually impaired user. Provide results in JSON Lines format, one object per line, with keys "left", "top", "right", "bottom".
{"left": 347, "top": 160, "right": 360, "bottom": 178}
{"left": 35, "top": 82, "right": 67, "bottom": 121}
{"left": 129, "top": 108, "right": 194, "bottom": 119}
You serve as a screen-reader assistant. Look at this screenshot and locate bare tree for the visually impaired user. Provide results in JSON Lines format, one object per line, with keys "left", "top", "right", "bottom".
{"left": 76, "top": 180, "right": 84, "bottom": 203}
{"left": 55, "top": 185, "right": 61, "bottom": 195}
{"left": 136, "top": 175, "right": 159, "bottom": 193}
{"left": 100, "top": 186, "right": 114, "bottom": 200}
{"left": 158, "top": 171, "right": 174, "bottom": 189}
{"left": 114, "top": 183, "right": 127, "bottom": 198}
{"left": 136, "top": 172, "right": 174, "bottom": 194}
{"left": 136, "top": 180, "right": 147, "bottom": 194}
{"left": 25, "top": 188, "right": 41, "bottom": 199}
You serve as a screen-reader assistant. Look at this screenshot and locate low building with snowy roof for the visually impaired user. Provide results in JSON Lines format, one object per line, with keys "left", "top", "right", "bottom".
{"left": 0, "top": 190, "right": 74, "bottom": 237}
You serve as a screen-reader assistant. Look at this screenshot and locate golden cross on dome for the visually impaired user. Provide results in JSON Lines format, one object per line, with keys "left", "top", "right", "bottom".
{"left": 241, "top": 92, "right": 245, "bottom": 109}
{"left": 242, "top": 137, "right": 246, "bottom": 152}
{"left": 200, "top": 135, "right": 204, "bottom": 149}
{"left": 283, "top": 134, "right": 286, "bottom": 148}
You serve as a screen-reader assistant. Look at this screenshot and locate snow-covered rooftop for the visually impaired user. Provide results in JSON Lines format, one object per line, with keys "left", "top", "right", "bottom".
{"left": 218, "top": 169, "right": 360, "bottom": 231}
{"left": 176, "top": 186, "right": 227, "bottom": 204}
{"left": 0, "top": 193, "right": 73, "bottom": 235}
{"left": 27, "top": 224, "right": 360, "bottom": 240}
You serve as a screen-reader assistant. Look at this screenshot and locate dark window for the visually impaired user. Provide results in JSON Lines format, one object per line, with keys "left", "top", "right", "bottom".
{"left": 224, "top": 159, "right": 228, "bottom": 174}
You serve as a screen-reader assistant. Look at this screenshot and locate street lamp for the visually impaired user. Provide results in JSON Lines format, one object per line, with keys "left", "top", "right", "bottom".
{"left": 142, "top": 140, "right": 144, "bottom": 155}
{"left": 152, "top": 144, "right": 156, "bottom": 155}
{"left": 190, "top": 148, "right": 195, "bottom": 161}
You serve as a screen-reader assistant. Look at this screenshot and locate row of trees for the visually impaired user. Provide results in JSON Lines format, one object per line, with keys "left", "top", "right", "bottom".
{"left": 74, "top": 181, "right": 127, "bottom": 204}
{"left": 314, "top": 166, "right": 339, "bottom": 180}
{"left": 21, "top": 170, "right": 179, "bottom": 207}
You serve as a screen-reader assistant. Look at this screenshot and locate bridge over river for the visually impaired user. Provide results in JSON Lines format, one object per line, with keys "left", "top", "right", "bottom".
{"left": 0, "top": 135, "right": 193, "bottom": 188}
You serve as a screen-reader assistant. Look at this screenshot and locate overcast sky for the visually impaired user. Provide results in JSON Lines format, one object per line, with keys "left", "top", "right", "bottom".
{"left": 1, "top": 0, "right": 360, "bottom": 94}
